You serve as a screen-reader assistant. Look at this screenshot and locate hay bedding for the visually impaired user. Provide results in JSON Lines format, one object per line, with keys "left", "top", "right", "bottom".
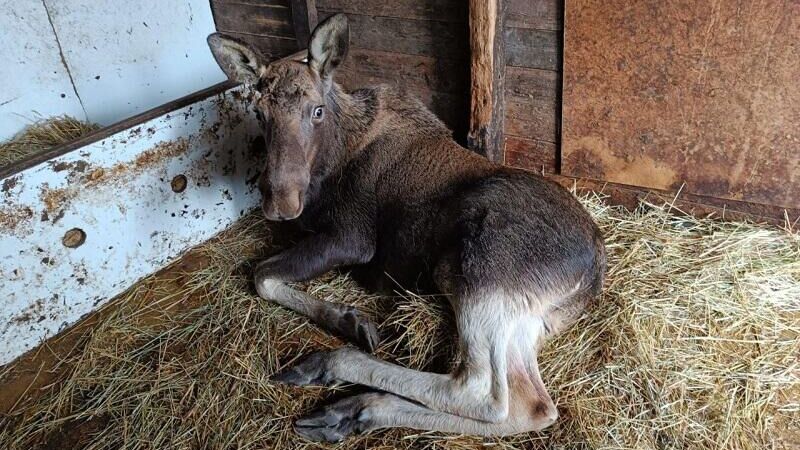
{"left": 0, "top": 193, "right": 798, "bottom": 450}
{"left": 0, "top": 116, "right": 100, "bottom": 167}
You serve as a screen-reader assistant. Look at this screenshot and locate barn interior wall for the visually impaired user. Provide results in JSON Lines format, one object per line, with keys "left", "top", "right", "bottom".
{"left": 211, "top": 0, "right": 471, "bottom": 140}
{"left": 501, "top": 0, "right": 562, "bottom": 173}
{"left": 1, "top": 0, "right": 227, "bottom": 142}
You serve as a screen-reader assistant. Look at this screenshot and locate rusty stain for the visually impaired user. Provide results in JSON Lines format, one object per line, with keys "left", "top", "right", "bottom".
{"left": 9, "top": 298, "right": 45, "bottom": 325}
{"left": 0, "top": 206, "right": 33, "bottom": 229}
{"left": 62, "top": 228, "right": 86, "bottom": 248}
{"left": 88, "top": 168, "right": 105, "bottom": 181}
{"left": 40, "top": 184, "right": 71, "bottom": 215}
{"left": 565, "top": 136, "right": 680, "bottom": 189}
{"left": 50, "top": 160, "right": 89, "bottom": 174}
{"left": 132, "top": 138, "right": 190, "bottom": 171}
{"left": 2, "top": 176, "right": 19, "bottom": 194}
{"left": 36, "top": 138, "right": 191, "bottom": 218}
{"left": 3, "top": 93, "right": 246, "bottom": 235}
{"left": 171, "top": 174, "right": 188, "bottom": 193}
{"left": 563, "top": 0, "right": 800, "bottom": 209}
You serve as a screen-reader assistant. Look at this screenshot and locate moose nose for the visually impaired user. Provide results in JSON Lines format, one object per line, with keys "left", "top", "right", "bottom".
{"left": 263, "top": 189, "right": 304, "bottom": 221}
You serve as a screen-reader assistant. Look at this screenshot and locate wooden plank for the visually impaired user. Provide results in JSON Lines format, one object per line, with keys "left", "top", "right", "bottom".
{"left": 0, "top": 82, "right": 236, "bottom": 180}
{"left": 213, "top": 0, "right": 288, "bottom": 5}
{"left": 289, "top": 0, "right": 318, "bottom": 49}
{"left": 467, "top": 0, "right": 506, "bottom": 162}
{"left": 0, "top": 86, "right": 263, "bottom": 364}
{"left": 339, "top": 49, "right": 467, "bottom": 94}
{"left": 217, "top": 32, "right": 300, "bottom": 61}
{"left": 317, "top": 10, "right": 468, "bottom": 59}
{"left": 505, "top": 66, "right": 559, "bottom": 100}
{"left": 562, "top": 0, "right": 800, "bottom": 210}
{"left": 504, "top": 27, "right": 560, "bottom": 70}
{"left": 546, "top": 175, "right": 800, "bottom": 227}
{"left": 316, "top": 0, "right": 466, "bottom": 23}
{"left": 506, "top": 0, "right": 563, "bottom": 31}
{"left": 505, "top": 96, "right": 559, "bottom": 143}
{"left": 211, "top": 0, "right": 294, "bottom": 38}
{"left": 335, "top": 66, "right": 467, "bottom": 137}
{"left": 505, "top": 136, "right": 557, "bottom": 173}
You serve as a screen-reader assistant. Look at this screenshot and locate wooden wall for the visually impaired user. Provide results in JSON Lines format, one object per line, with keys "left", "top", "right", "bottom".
{"left": 210, "top": 0, "right": 469, "bottom": 139}
{"left": 209, "top": 0, "right": 562, "bottom": 158}
{"left": 502, "top": 0, "right": 562, "bottom": 174}
{"left": 562, "top": 0, "right": 799, "bottom": 221}
{"left": 210, "top": 0, "right": 299, "bottom": 59}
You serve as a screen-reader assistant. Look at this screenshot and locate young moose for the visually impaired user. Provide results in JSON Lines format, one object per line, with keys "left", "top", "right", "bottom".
{"left": 207, "top": 14, "right": 605, "bottom": 442}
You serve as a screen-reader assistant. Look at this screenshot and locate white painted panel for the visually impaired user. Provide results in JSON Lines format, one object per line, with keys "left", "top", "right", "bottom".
{"left": 47, "top": 0, "right": 227, "bottom": 125}
{"left": 0, "top": 86, "right": 262, "bottom": 365}
{"left": 0, "top": 1, "right": 87, "bottom": 140}
{"left": 0, "top": 0, "right": 227, "bottom": 141}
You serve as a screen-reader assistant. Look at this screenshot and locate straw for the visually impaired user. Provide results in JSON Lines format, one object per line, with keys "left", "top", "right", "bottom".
{"left": 1, "top": 192, "right": 797, "bottom": 450}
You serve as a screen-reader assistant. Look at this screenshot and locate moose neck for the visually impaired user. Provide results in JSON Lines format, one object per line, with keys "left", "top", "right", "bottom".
{"left": 329, "top": 83, "right": 376, "bottom": 155}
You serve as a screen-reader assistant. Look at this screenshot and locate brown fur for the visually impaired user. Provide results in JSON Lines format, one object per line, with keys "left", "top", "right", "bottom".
{"left": 208, "top": 13, "right": 605, "bottom": 442}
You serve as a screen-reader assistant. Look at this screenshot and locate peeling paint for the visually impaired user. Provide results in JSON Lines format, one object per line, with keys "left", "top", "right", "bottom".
{"left": 0, "top": 86, "right": 262, "bottom": 365}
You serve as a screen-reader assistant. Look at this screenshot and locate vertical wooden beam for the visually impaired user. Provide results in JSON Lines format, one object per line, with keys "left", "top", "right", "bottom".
{"left": 467, "top": 0, "right": 506, "bottom": 162}
{"left": 289, "top": 0, "right": 318, "bottom": 50}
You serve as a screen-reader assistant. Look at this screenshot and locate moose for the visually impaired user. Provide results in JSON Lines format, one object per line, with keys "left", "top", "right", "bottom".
{"left": 207, "top": 14, "right": 605, "bottom": 442}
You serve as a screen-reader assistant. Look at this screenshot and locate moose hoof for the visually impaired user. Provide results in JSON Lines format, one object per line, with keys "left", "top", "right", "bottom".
{"left": 295, "top": 394, "right": 380, "bottom": 442}
{"left": 271, "top": 352, "right": 336, "bottom": 387}
{"left": 336, "top": 307, "right": 380, "bottom": 353}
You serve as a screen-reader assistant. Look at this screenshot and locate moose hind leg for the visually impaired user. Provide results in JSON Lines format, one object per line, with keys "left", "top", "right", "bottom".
{"left": 274, "top": 298, "right": 514, "bottom": 423}
{"left": 255, "top": 274, "right": 380, "bottom": 352}
{"left": 295, "top": 374, "right": 556, "bottom": 443}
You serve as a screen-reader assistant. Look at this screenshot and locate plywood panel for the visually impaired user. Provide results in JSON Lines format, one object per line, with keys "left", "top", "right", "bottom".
{"left": 562, "top": 0, "right": 800, "bottom": 209}
{"left": 0, "top": 85, "right": 261, "bottom": 364}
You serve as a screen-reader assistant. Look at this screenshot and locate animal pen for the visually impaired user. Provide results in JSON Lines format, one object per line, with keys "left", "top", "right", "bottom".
{"left": 1, "top": 1, "right": 798, "bottom": 449}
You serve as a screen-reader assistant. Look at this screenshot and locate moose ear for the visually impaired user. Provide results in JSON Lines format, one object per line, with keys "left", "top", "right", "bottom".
{"left": 308, "top": 14, "right": 349, "bottom": 78}
{"left": 207, "top": 33, "right": 265, "bottom": 84}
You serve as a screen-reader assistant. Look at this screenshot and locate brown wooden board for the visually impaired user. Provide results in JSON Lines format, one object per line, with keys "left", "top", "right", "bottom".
{"left": 339, "top": 49, "right": 466, "bottom": 94}
{"left": 467, "top": 0, "right": 506, "bottom": 162}
{"left": 216, "top": 32, "right": 299, "bottom": 61}
{"left": 289, "top": 0, "right": 318, "bottom": 48}
{"left": 505, "top": 66, "right": 559, "bottom": 100}
{"left": 547, "top": 175, "right": 800, "bottom": 227}
{"left": 504, "top": 27, "right": 560, "bottom": 70}
{"left": 317, "top": 10, "right": 468, "bottom": 59}
{"left": 316, "top": 0, "right": 466, "bottom": 23}
{"left": 562, "top": 0, "right": 800, "bottom": 210}
{"left": 506, "top": 0, "right": 562, "bottom": 31}
{"left": 504, "top": 67, "right": 560, "bottom": 146}
{"left": 505, "top": 136, "right": 557, "bottom": 173}
{"left": 211, "top": 0, "right": 294, "bottom": 37}
{"left": 335, "top": 63, "right": 468, "bottom": 139}
{"left": 0, "top": 82, "right": 236, "bottom": 180}
{"left": 501, "top": 4, "right": 562, "bottom": 175}
{"left": 210, "top": 2, "right": 470, "bottom": 139}
{"left": 505, "top": 96, "right": 558, "bottom": 143}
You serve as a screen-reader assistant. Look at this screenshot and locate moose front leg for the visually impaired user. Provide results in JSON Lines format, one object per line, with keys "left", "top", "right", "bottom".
{"left": 255, "top": 233, "right": 380, "bottom": 352}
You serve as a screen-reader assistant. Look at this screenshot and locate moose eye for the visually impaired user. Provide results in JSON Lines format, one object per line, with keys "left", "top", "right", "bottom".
{"left": 312, "top": 106, "right": 324, "bottom": 121}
